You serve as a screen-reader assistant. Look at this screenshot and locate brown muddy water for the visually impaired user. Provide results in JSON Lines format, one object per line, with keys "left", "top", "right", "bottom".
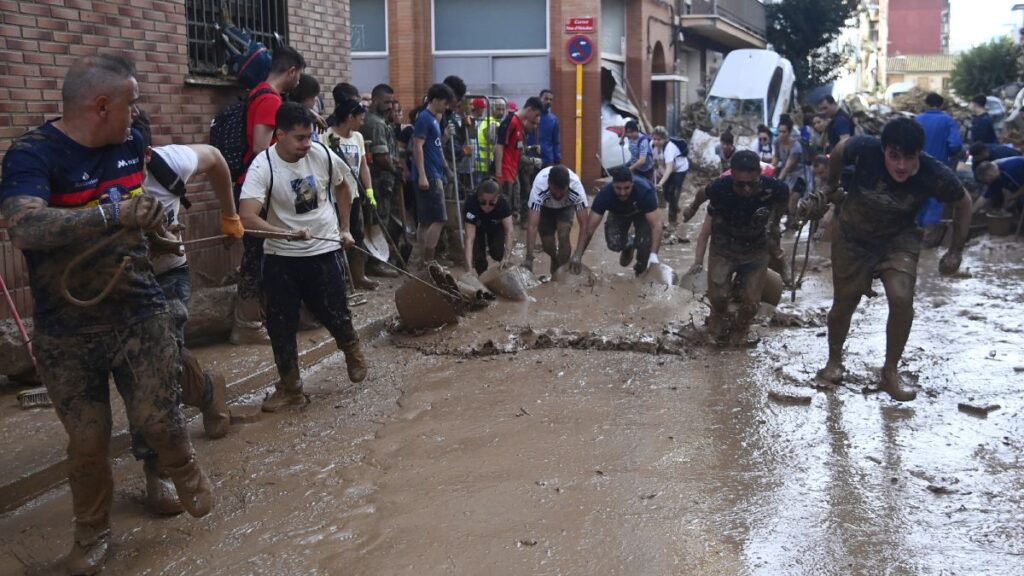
{"left": 1, "top": 230, "right": 1022, "bottom": 576}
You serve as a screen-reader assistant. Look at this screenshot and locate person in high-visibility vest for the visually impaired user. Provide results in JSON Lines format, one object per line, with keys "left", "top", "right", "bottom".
{"left": 476, "top": 98, "right": 506, "bottom": 175}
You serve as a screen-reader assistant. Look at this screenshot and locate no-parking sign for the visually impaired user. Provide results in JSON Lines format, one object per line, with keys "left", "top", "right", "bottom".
{"left": 566, "top": 35, "right": 593, "bottom": 66}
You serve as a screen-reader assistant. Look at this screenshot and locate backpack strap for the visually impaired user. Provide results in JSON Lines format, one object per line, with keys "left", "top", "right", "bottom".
{"left": 259, "top": 148, "right": 273, "bottom": 219}
{"left": 147, "top": 148, "right": 192, "bottom": 209}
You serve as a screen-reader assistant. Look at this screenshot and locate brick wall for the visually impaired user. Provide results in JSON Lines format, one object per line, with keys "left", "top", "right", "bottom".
{"left": 0, "top": 0, "right": 352, "bottom": 320}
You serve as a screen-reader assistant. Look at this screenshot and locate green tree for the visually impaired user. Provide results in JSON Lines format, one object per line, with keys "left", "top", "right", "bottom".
{"left": 766, "top": 0, "right": 859, "bottom": 93}
{"left": 950, "top": 37, "right": 1018, "bottom": 97}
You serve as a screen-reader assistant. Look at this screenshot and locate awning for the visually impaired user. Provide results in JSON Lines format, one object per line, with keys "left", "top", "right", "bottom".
{"left": 652, "top": 74, "right": 688, "bottom": 83}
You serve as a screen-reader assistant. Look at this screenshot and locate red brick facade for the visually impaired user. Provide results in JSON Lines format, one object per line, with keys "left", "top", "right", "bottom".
{"left": 0, "top": 0, "right": 352, "bottom": 319}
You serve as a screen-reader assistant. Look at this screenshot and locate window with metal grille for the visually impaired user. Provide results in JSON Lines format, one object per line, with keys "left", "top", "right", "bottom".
{"left": 186, "top": 0, "right": 289, "bottom": 77}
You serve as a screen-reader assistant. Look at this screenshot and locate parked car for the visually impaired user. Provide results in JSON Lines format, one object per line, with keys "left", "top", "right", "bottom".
{"left": 706, "top": 49, "right": 796, "bottom": 133}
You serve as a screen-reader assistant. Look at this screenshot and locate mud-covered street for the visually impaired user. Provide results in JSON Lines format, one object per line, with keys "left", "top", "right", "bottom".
{"left": 1, "top": 227, "right": 1023, "bottom": 576}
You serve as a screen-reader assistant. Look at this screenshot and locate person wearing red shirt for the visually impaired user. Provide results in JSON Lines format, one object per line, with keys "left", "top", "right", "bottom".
{"left": 494, "top": 97, "right": 543, "bottom": 225}
{"left": 233, "top": 47, "right": 306, "bottom": 345}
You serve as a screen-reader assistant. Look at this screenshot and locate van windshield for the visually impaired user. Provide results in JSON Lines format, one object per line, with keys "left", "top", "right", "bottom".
{"left": 706, "top": 96, "right": 764, "bottom": 135}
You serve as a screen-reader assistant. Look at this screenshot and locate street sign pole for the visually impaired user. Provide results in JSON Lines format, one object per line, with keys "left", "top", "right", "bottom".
{"left": 565, "top": 34, "right": 593, "bottom": 177}
{"left": 575, "top": 63, "right": 583, "bottom": 175}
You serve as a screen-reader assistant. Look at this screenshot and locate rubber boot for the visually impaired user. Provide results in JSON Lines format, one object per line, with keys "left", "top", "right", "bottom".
{"left": 366, "top": 258, "right": 400, "bottom": 278}
{"left": 350, "top": 251, "right": 379, "bottom": 290}
{"left": 261, "top": 373, "right": 307, "bottom": 413}
{"left": 144, "top": 457, "right": 184, "bottom": 515}
{"left": 164, "top": 456, "right": 214, "bottom": 518}
{"left": 202, "top": 372, "right": 230, "bottom": 439}
{"left": 340, "top": 339, "right": 368, "bottom": 383}
{"left": 66, "top": 530, "right": 110, "bottom": 576}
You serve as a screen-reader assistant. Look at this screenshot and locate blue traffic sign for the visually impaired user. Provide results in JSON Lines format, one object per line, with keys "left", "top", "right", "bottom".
{"left": 566, "top": 35, "right": 593, "bottom": 66}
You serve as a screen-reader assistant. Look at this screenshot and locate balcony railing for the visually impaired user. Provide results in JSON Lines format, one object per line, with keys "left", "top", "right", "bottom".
{"left": 686, "top": 0, "right": 767, "bottom": 39}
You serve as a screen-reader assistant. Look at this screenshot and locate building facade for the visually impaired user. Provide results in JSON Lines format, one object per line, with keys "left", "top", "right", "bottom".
{"left": 887, "top": 0, "right": 950, "bottom": 56}
{"left": 0, "top": 0, "right": 353, "bottom": 320}
{"left": 351, "top": 0, "right": 765, "bottom": 185}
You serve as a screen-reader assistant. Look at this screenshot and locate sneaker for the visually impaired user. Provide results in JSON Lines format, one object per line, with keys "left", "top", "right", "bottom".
{"left": 230, "top": 323, "right": 271, "bottom": 345}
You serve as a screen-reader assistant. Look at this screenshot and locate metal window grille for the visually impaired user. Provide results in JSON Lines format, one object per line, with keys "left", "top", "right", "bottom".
{"left": 186, "top": 0, "right": 289, "bottom": 76}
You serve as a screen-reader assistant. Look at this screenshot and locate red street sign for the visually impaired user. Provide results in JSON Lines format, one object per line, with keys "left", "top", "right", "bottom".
{"left": 565, "top": 17, "right": 595, "bottom": 34}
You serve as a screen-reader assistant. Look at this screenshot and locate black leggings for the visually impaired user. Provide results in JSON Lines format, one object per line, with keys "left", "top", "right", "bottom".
{"left": 263, "top": 251, "right": 357, "bottom": 385}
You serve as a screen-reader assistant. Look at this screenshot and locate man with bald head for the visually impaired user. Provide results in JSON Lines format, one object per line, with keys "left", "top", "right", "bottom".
{"left": 0, "top": 54, "right": 214, "bottom": 574}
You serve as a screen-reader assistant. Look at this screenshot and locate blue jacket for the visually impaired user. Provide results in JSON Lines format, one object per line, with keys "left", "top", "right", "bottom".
{"left": 915, "top": 109, "right": 962, "bottom": 167}
{"left": 527, "top": 110, "right": 561, "bottom": 166}
{"left": 970, "top": 113, "right": 998, "bottom": 145}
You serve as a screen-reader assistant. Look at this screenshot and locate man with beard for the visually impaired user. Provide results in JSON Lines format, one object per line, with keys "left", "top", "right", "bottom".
{"left": 683, "top": 150, "right": 789, "bottom": 346}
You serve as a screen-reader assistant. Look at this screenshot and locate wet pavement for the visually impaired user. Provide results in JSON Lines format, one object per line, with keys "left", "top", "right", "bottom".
{"left": 0, "top": 223, "right": 1022, "bottom": 575}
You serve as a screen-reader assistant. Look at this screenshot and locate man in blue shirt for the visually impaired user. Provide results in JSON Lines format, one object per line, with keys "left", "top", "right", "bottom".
{"left": 412, "top": 83, "right": 455, "bottom": 265}
{"left": 969, "top": 95, "right": 998, "bottom": 144}
{"left": 816, "top": 95, "right": 855, "bottom": 153}
{"left": 568, "top": 167, "right": 663, "bottom": 277}
{"left": 974, "top": 156, "right": 1024, "bottom": 213}
{"left": 915, "top": 92, "right": 964, "bottom": 231}
{"left": 526, "top": 89, "right": 561, "bottom": 168}
{"left": 969, "top": 141, "right": 1019, "bottom": 181}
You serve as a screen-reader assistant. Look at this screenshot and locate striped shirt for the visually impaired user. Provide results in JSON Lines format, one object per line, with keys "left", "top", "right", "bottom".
{"left": 528, "top": 166, "right": 589, "bottom": 211}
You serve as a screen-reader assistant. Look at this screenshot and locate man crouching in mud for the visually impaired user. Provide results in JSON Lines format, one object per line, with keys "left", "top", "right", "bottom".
{"left": 798, "top": 117, "right": 971, "bottom": 401}
{"left": 0, "top": 55, "right": 214, "bottom": 574}
{"left": 683, "top": 150, "right": 789, "bottom": 346}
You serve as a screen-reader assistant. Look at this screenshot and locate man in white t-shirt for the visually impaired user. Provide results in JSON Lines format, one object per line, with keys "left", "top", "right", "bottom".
{"left": 239, "top": 103, "right": 367, "bottom": 413}
{"left": 524, "top": 165, "right": 590, "bottom": 275}
{"left": 132, "top": 112, "right": 245, "bottom": 515}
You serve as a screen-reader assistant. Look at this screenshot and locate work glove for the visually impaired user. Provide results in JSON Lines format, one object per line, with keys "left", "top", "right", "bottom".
{"left": 119, "top": 194, "right": 165, "bottom": 231}
{"left": 939, "top": 249, "right": 962, "bottom": 276}
{"left": 365, "top": 187, "right": 377, "bottom": 208}
{"left": 568, "top": 254, "right": 583, "bottom": 275}
{"left": 648, "top": 253, "right": 660, "bottom": 267}
{"left": 221, "top": 214, "right": 244, "bottom": 240}
{"left": 523, "top": 253, "right": 535, "bottom": 273}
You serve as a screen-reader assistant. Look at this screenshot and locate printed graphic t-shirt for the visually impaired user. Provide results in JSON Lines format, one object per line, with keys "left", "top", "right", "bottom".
{"left": 0, "top": 123, "right": 166, "bottom": 335}
{"left": 240, "top": 143, "right": 348, "bottom": 257}
{"left": 324, "top": 128, "right": 365, "bottom": 198}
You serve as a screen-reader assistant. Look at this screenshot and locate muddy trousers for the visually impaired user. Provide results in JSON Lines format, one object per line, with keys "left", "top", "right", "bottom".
{"left": 34, "top": 314, "right": 194, "bottom": 544}
{"left": 128, "top": 266, "right": 214, "bottom": 461}
{"left": 707, "top": 244, "right": 769, "bottom": 334}
{"left": 263, "top": 251, "right": 358, "bottom": 389}
{"left": 235, "top": 234, "right": 266, "bottom": 328}
{"left": 605, "top": 211, "right": 652, "bottom": 275}
{"left": 472, "top": 224, "right": 506, "bottom": 274}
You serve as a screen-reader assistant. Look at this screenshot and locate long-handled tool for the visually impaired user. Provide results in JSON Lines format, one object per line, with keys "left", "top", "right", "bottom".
{"left": 449, "top": 127, "right": 466, "bottom": 245}
{"left": 788, "top": 220, "right": 812, "bottom": 303}
{"left": 0, "top": 270, "right": 36, "bottom": 371}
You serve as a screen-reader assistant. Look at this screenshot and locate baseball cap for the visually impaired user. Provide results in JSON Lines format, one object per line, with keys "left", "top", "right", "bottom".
{"left": 471, "top": 97, "right": 486, "bottom": 109}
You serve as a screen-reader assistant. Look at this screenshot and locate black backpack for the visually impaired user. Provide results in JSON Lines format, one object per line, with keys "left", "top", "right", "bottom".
{"left": 209, "top": 86, "right": 275, "bottom": 181}
{"left": 668, "top": 136, "right": 689, "bottom": 158}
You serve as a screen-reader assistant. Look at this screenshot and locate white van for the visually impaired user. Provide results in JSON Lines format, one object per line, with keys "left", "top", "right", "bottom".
{"left": 705, "top": 49, "right": 796, "bottom": 132}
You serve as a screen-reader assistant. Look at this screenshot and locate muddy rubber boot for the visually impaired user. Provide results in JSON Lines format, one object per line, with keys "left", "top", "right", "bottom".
{"left": 350, "top": 251, "right": 379, "bottom": 290}
{"left": 144, "top": 458, "right": 184, "bottom": 516}
{"left": 165, "top": 457, "right": 214, "bottom": 518}
{"left": 66, "top": 530, "right": 110, "bottom": 576}
{"left": 340, "top": 340, "right": 368, "bottom": 383}
{"left": 202, "top": 372, "right": 230, "bottom": 439}
{"left": 367, "top": 258, "right": 400, "bottom": 278}
{"left": 261, "top": 375, "right": 307, "bottom": 413}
